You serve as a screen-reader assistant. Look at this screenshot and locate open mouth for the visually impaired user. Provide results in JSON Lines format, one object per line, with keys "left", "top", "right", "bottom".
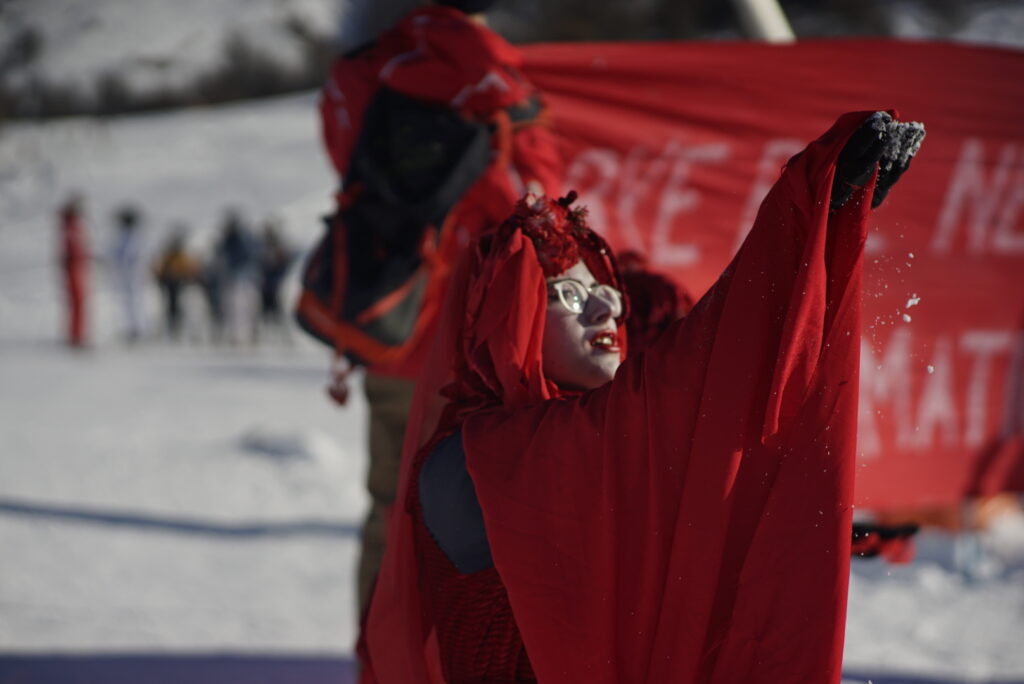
{"left": 590, "top": 330, "right": 620, "bottom": 352}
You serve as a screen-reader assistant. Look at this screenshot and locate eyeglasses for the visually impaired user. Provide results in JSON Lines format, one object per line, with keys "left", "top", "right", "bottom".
{"left": 547, "top": 278, "right": 623, "bottom": 318}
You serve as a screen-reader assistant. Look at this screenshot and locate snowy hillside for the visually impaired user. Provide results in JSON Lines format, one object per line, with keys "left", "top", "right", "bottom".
{"left": 0, "top": 0, "right": 344, "bottom": 116}
{"left": 1, "top": 0, "right": 337, "bottom": 89}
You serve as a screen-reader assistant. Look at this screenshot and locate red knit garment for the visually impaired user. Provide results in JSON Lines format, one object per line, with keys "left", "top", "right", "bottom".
{"left": 414, "top": 499, "right": 534, "bottom": 682}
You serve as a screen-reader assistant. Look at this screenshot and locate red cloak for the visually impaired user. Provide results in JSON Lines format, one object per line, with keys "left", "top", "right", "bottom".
{"left": 363, "top": 111, "right": 877, "bottom": 683}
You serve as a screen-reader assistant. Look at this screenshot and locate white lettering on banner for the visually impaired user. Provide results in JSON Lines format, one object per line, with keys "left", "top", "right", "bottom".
{"left": 961, "top": 331, "right": 1015, "bottom": 447}
{"left": 565, "top": 142, "right": 730, "bottom": 262}
{"left": 933, "top": 140, "right": 1022, "bottom": 255}
{"left": 651, "top": 142, "right": 730, "bottom": 266}
{"left": 858, "top": 329, "right": 1016, "bottom": 460}
{"left": 992, "top": 165, "right": 1024, "bottom": 252}
{"left": 913, "top": 336, "right": 958, "bottom": 449}
{"left": 733, "top": 139, "right": 804, "bottom": 252}
{"left": 618, "top": 145, "right": 674, "bottom": 253}
{"left": 859, "top": 330, "right": 915, "bottom": 458}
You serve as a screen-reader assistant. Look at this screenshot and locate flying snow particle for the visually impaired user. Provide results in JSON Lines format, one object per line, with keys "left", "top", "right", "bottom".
{"left": 902, "top": 313, "right": 912, "bottom": 323}
{"left": 927, "top": 365, "right": 935, "bottom": 374}
{"left": 906, "top": 294, "right": 921, "bottom": 308}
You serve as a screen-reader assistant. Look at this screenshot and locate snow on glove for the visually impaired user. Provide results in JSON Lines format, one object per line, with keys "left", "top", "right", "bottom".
{"left": 872, "top": 116, "right": 926, "bottom": 208}
{"left": 830, "top": 111, "right": 926, "bottom": 211}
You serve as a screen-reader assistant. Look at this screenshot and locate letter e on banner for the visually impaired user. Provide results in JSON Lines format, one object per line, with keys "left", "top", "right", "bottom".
{"left": 651, "top": 142, "right": 729, "bottom": 266}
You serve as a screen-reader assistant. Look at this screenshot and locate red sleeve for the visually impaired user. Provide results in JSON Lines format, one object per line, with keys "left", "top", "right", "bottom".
{"left": 462, "top": 112, "right": 876, "bottom": 684}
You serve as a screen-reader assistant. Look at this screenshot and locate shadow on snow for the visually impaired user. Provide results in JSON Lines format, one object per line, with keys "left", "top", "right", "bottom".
{"left": 0, "top": 653, "right": 356, "bottom": 684}
{"left": 0, "top": 497, "right": 359, "bottom": 539}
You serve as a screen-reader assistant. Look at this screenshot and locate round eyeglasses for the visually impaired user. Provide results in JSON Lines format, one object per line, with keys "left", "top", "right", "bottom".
{"left": 547, "top": 278, "right": 624, "bottom": 318}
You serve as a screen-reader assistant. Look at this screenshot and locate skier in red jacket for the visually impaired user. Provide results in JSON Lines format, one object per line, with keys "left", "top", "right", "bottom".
{"left": 58, "top": 194, "right": 90, "bottom": 348}
{"left": 317, "top": 0, "right": 563, "bottom": 614}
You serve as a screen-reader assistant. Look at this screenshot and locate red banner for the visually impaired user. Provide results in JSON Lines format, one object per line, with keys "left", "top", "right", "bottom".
{"left": 522, "top": 39, "right": 1024, "bottom": 510}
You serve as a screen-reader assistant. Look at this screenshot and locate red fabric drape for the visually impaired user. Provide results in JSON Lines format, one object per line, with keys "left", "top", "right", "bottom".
{"left": 363, "top": 112, "right": 875, "bottom": 682}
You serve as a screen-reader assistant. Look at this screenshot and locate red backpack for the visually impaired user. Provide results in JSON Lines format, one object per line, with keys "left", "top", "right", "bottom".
{"left": 296, "top": 37, "right": 543, "bottom": 365}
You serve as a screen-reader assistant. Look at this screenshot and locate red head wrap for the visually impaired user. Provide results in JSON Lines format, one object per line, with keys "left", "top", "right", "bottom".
{"left": 500, "top": 191, "right": 624, "bottom": 286}
{"left": 435, "top": 192, "right": 627, "bottom": 424}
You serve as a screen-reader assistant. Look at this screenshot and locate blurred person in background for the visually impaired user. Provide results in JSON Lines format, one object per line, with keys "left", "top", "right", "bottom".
{"left": 152, "top": 226, "right": 200, "bottom": 341}
{"left": 210, "top": 209, "right": 260, "bottom": 345}
{"left": 199, "top": 250, "right": 226, "bottom": 344}
{"left": 314, "top": 0, "right": 563, "bottom": 616}
{"left": 109, "top": 204, "right": 146, "bottom": 343}
{"left": 57, "top": 193, "right": 90, "bottom": 348}
{"left": 256, "top": 217, "right": 296, "bottom": 344}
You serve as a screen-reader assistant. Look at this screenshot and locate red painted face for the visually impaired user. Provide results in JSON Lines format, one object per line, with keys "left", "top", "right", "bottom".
{"left": 542, "top": 260, "right": 623, "bottom": 391}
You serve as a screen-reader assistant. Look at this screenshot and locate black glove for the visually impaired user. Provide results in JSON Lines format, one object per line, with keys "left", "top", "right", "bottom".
{"left": 830, "top": 111, "right": 926, "bottom": 212}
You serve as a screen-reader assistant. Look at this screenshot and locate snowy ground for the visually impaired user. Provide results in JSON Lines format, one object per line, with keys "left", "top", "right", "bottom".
{"left": 2, "top": 94, "right": 1023, "bottom": 683}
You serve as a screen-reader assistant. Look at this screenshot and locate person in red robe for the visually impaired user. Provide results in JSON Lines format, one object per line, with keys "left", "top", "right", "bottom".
{"left": 361, "top": 111, "right": 924, "bottom": 683}
{"left": 58, "top": 194, "right": 89, "bottom": 348}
